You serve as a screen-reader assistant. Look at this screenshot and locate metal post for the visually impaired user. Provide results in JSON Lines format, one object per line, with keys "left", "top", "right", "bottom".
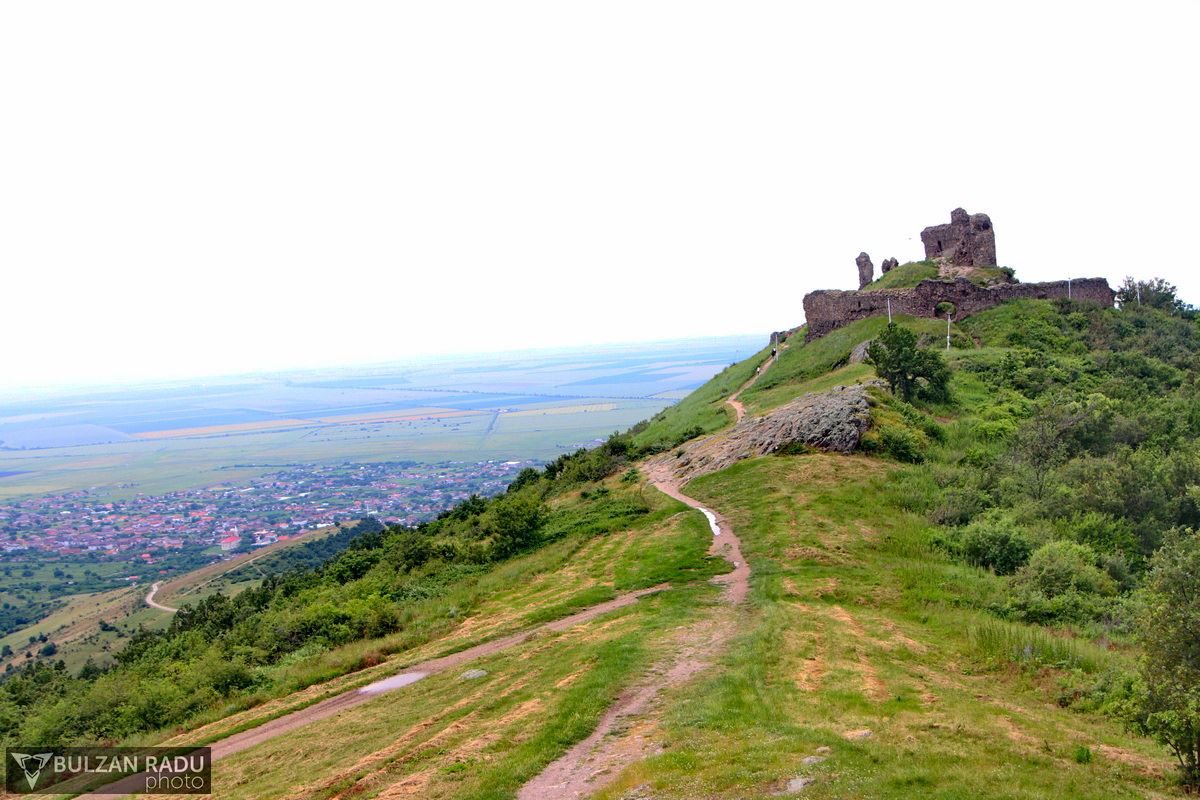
{"left": 946, "top": 312, "right": 952, "bottom": 350}
{"left": 887, "top": 297, "right": 892, "bottom": 323}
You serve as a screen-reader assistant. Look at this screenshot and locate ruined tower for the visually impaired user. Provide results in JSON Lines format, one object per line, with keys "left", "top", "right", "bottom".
{"left": 855, "top": 252, "right": 874, "bottom": 288}
{"left": 920, "top": 208, "right": 997, "bottom": 266}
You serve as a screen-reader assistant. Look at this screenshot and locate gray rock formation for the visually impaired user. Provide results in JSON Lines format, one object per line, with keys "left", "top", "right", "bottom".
{"left": 880, "top": 257, "right": 899, "bottom": 273}
{"left": 856, "top": 252, "right": 874, "bottom": 288}
{"left": 848, "top": 339, "right": 873, "bottom": 364}
{"left": 653, "top": 383, "right": 877, "bottom": 484}
{"left": 920, "top": 208, "right": 996, "bottom": 266}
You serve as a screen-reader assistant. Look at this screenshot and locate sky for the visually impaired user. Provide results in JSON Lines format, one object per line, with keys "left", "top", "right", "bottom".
{"left": 2, "top": 1, "right": 1198, "bottom": 390}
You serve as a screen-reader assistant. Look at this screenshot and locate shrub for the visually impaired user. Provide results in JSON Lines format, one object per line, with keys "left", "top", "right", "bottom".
{"left": 1123, "top": 530, "right": 1200, "bottom": 790}
{"left": 1053, "top": 512, "right": 1140, "bottom": 563}
{"left": 930, "top": 486, "right": 991, "bottom": 527}
{"left": 1014, "top": 541, "right": 1116, "bottom": 598}
{"left": 959, "top": 517, "right": 1032, "bottom": 575}
{"left": 879, "top": 425, "right": 925, "bottom": 463}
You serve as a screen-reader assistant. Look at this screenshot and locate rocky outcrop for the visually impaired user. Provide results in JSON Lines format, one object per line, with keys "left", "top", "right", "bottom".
{"left": 880, "top": 257, "right": 899, "bottom": 274}
{"left": 856, "top": 253, "right": 874, "bottom": 289}
{"left": 921, "top": 208, "right": 996, "bottom": 266}
{"left": 803, "top": 276, "right": 1115, "bottom": 340}
{"left": 651, "top": 384, "right": 876, "bottom": 484}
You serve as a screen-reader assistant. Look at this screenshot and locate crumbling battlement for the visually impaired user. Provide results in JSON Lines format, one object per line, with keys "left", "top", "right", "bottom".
{"left": 921, "top": 207, "right": 997, "bottom": 266}
{"left": 802, "top": 277, "right": 1115, "bottom": 339}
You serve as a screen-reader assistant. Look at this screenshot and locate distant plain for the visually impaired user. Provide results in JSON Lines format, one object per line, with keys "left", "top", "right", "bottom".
{"left": 0, "top": 336, "right": 763, "bottom": 499}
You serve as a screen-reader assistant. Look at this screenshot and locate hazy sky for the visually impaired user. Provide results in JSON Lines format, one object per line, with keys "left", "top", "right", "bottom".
{"left": 3, "top": 2, "right": 1198, "bottom": 390}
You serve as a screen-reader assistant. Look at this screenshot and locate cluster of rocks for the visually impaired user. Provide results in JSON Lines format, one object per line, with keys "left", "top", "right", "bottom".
{"left": 652, "top": 384, "right": 877, "bottom": 484}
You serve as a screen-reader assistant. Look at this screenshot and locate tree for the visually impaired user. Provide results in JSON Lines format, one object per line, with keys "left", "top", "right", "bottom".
{"left": 866, "top": 323, "right": 951, "bottom": 402}
{"left": 487, "top": 495, "right": 545, "bottom": 558}
{"left": 1116, "top": 276, "right": 1196, "bottom": 318}
{"left": 1127, "top": 530, "right": 1200, "bottom": 789}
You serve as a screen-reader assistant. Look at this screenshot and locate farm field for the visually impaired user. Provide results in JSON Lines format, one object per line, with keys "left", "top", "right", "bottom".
{"left": 0, "top": 336, "right": 760, "bottom": 500}
{"left": 0, "top": 336, "right": 762, "bottom": 671}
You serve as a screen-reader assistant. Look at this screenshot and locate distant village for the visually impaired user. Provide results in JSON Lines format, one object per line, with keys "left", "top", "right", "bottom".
{"left": 0, "top": 459, "right": 539, "bottom": 563}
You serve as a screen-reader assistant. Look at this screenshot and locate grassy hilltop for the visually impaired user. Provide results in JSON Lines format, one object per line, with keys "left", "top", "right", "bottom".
{"left": 3, "top": 282, "right": 1200, "bottom": 798}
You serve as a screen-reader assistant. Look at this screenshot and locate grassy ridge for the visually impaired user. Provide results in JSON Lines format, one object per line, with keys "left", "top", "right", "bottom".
{"left": 9, "top": 294, "right": 1198, "bottom": 797}
{"left": 741, "top": 314, "right": 969, "bottom": 414}
{"left": 593, "top": 454, "right": 1166, "bottom": 799}
{"left": 629, "top": 344, "right": 771, "bottom": 450}
{"left": 861, "top": 260, "right": 939, "bottom": 290}
{"left": 164, "top": 483, "right": 728, "bottom": 798}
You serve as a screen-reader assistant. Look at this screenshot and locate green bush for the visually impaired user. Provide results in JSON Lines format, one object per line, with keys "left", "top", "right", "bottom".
{"left": 1015, "top": 541, "right": 1117, "bottom": 598}
{"left": 959, "top": 516, "right": 1032, "bottom": 575}
{"left": 879, "top": 425, "right": 926, "bottom": 463}
{"left": 1123, "top": 531, "right": 1200, "bottom": 790}
{"left": 930, "top": 486, "right": 991, "bottom": 527}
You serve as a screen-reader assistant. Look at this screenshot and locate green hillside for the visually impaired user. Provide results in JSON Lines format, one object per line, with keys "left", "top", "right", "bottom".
{"left": 4, "top": 280, "right": 1200, "bottom": 797}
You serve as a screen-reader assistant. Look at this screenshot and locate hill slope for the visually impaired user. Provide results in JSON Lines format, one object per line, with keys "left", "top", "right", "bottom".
{"left": 4, "top": 290, "right": 1200, "bottom": 798}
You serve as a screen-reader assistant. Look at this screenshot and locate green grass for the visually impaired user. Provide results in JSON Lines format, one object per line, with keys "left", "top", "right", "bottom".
{"left": 630, "top": 345, "right": 771, "bottom": 450}
{"left": 589, "top": 454, "right": 1170, "bottom": 799}
{"left": 156, "top": 476, "right": 730, "bottom": 799}
{"left": 40, "top": 298, "right": 1184, "bottom": 798}
{"left": 210, "top": 587, "right": 714, "bottom": 800}
{"left": 861, "top": 260, "right": 940, "bottom": 291}
{"left": 861, "top": 261, "right": 1015, "bottom": 293}
{"left": 959, "top": 298, "right": 1083, "bottom": 350}
{"left": 969, "top": 618, "right": 1113, "bottom": 673}
{"left": 740, "top": 315, "right": 970, "bottom": 415}
{"left": 129, "top": 477, "right": 726, "bottom": 746}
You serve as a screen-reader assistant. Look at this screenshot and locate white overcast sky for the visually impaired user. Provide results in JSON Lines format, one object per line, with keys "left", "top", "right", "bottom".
{"left": 2, "top": 1, "right": 1198, "bottom": 390}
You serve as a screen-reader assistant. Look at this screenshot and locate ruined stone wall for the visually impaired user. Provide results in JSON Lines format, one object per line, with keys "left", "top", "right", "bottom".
{"left": 802, "top": 277, "right": 1115, "bottom": 339}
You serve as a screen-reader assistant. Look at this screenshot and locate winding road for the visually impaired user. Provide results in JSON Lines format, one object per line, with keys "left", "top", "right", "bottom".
{"left": 726, "top": 348, "right": 779, "bottom": 423}
{"left": 143, "top": 581, "right": 178, "bottom": 613}
{"left": 517, "top": 351, "right": 778, "bottom": 797}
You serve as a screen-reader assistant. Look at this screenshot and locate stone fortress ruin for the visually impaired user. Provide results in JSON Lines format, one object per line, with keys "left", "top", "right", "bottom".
{"left": 801, "top": 208, "right": 1115, "bottom": 339}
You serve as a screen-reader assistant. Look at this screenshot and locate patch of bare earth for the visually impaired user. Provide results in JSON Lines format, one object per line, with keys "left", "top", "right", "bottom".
{"left": 1094, "top": 745, "right": 1167, "bottom": 777}
{"left": 517, "top": 613, "right": 736, "bottom": 800}
{"left": 515, "top": 463, "right": 752, "bottom": 799}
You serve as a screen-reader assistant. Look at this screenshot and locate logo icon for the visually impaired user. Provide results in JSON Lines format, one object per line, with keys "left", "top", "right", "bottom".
{"left": 10, "top": 752, "right": 54, "bottom": 790}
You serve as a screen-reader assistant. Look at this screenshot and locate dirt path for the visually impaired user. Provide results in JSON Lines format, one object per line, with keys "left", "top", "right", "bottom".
{"left": 517, "top": 464, "right": 751, "bottom": 799}
{"left": 144, "top": 581, "right": 178, "bottom": 613}
{"left": 726, "top": 350, "right": 779, "bottom": 423}
{"left": 81, "top": 585, "right": 668, "bottom": 798}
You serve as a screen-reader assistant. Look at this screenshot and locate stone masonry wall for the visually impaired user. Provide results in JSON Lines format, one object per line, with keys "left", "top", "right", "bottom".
{"left": 802, "top": 277, "right": 1115, "bottom": 339}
